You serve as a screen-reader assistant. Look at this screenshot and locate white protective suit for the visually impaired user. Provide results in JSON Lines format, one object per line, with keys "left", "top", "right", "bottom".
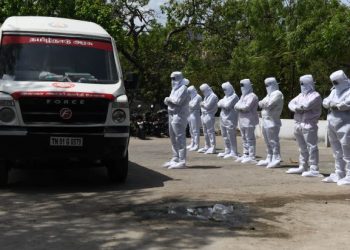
{"left": 187, "top": 86, "right": 202, "bottom": 151}
{"left": 322, "top": 70, "right": 350, "bottom": 185}
{"left": 257, "top": 77, "right": 284, "bottom": 168}
{"left": 286, "top": 74, "right": 322, "bottom": 176}
{"left": 217, "top": 82, "right": 239, "bottom": 159}
{"left": 198, "top": 84, "right": 218, "bottom": 154}
{"left": 163, "top": 71, "right": 190, "bottom": 169}
{"left": 234, "top": 79, "right": 259, "bottom": 164}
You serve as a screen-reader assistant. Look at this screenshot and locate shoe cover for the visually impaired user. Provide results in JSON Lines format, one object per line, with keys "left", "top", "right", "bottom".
{"left": 168, "top": 161, "right": 187, "bottom": 169}
{"left": 257, "top": 159, "right": 269, "bottom": 166}
{"left": 189, "top": 145, "right": 199, "bottom": 151}
{"left": 186, "top": 145, "right": 192, "bottom": 149}
{"left": 204, "top": 147, "right": 216, "bottom": 154}
{"left": 223, "top": 153, "right": 238, "bottom": 159}
{"left": 257, "top": 155, "right": 271, "bottom": 166}
{"left": 286, "top": 166, "right": 305, "bottom": 174}
{"left": 266, "top": 160, "right": 281, "bottom": 169}
{"left": 235, "top": 155, "right": 246, "bottom": 162}
{"left": 197, "top": 147, "right": 208, "bottom": 153}
{"left": 162, "top": 159, "right": 178, "bottom": 168}
{"left": 322, "top": 172, "right": 344, "bottom": 183}
{"left": 218, "top": 148, "right": 230, "bottom": 157}
{"left": 337, "top": 176, "right": 350, "bottom": 186}
{"left": 301, "top": 170, "right": 323, "bottom": 177}
{"left": 241, "top": 157, "right": 257, "bottom": 164}
{"left": 217, "top": 152, "right": 227, "bottom": 157}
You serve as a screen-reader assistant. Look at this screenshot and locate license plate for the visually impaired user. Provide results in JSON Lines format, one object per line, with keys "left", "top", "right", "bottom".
{"left": 50, "top": 137, "right": 83, "bottom": 147}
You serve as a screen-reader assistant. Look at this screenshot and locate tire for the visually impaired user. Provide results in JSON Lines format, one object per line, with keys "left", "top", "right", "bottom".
{"left": 106, "top": 151, "right": 128, "bottom": 183}
{"left": 0, "top": 161, "right": 9, "bottom": 187}
{"left": 137, "top": 127, "right": 146, "bottom": 140}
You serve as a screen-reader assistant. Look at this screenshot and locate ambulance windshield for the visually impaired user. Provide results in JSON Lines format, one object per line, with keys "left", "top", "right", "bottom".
{"left": 0, "top": 35, "right": 119, "bottom": 84}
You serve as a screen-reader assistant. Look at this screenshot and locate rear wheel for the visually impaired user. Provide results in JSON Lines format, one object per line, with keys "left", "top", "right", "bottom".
{"left": 0, "top": 161, "right": 9, "bottom": 187}
{"left": 106, "top": 151, "right": 128, "bottom": 183}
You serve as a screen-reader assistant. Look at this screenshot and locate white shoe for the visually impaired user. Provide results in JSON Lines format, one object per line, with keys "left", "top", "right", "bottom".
{"left": 266, "top": 160, "right": 281, "bottom": 169}
{"left": 286, "top": 166, "right": 305, "bottom": 174}
{"left": 241, "top": 157, "right": 257, "bottom": 164}
{"left": 197, "top": 147, "right": 208, "bottom": 153}
{"left": 189, "top": 145, "right": 199, "bottom": 151}
{"left": 235, "top": 155, "right": 246, "bottom": 162}
{"left": 322, "top": 172, "right": 344, "bottom": 183}
{"left": 162, "top": 158, "right": 179, "bottom": 168}
{"left": 257, "top": 159, "right": 269, "bottom": 166}
{"left": 337, "top": 176, "right": 350, "bottom": 186}
{"left": 186, "top": 145, "right": 192, "bottom": 149}
{"left": 223, "top": 153, "right": 238, "bottom": 159}
{"left": 168, "top": 161, "right": 187, "bottom": 169}
{"left": 217, "top": 152, "right": 227, "bottom": 157}
{"left": 302, "top": 170, "right": 323, "bottom": 177}
{"left": 204, "top": 147, "right": 216, "bottom": 154}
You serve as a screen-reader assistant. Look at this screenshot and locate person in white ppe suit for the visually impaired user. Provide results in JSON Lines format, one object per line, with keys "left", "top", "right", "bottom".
{"left": 162, "top": 71, "right": 190, "bottom": 169}
{"left": 217, "top": 82, "right": 239, "bottom": 158}
{"left": 257, "top": 77, "right": 284, "bottom": 168}
{"left": 234, "top": 79, "right": 259, "bottom": 164}
{"left": 287, "top": 74, "right": 322, "bottom": 176}
{"left": 198, "top": 84, "right": 218, "bottom": 154}
{"left": 322, "top": 70, "right": 350, "bottom": 185}
{"left": 187, "top": 86, "right": 202, "bottom": 151}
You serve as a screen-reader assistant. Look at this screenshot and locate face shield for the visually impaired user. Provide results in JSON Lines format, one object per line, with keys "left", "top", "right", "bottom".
{"left": 170, "top": 71, "right": 184, "bottom": 89}
{"left": 330, "top": 70, "right": 350, "bottom": 95}
{"left": 264, "top": 77, "right": 279, "bottom": 95}
{"left": 200, "top": 83, "right": 212, "bottom": 97}
{"left": 187, "top": 86, "right": 197, "bottom": 99}
{"left": 299, "top": 75, "right": 315, "bottom": 95}
{"left": 222, "top": 81, "right": 234, "bottom": 97}
{"left": 240, "top": 79, "right": 252, "bottom": 96}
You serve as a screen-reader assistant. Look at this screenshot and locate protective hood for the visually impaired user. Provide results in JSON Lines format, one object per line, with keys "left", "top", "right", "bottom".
{"left": 170, "top": 71, "right": 189, "bottom": 89}
{"left": 264, "top": 77, "right": 279, "bottom": 95}
{"left": 222, "top": 81, "right": 234, "bottom": 97}
{"left": 300, "top": 74, "right": 315, "bottom": 95}
{"left": 240, "top": 79, "right": 253, "bottom": 96}
{"left": 187, "top": 85, "right": 198, "bottom": 99}
{"left": 199, "top": 83, "right": 213, "bottom": 98}
{"left": 330, "top": 70, "right": 350, "bottom": 95}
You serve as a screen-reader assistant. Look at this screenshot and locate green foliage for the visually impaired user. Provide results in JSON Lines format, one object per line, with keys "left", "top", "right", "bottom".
{"left": 1, "top": 0, "right": 350, "bottom": 116}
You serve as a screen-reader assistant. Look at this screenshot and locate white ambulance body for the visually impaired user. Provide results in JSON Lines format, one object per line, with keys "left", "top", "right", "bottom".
{"left": 0, "top": 16, "right": 132, "bottom": 185}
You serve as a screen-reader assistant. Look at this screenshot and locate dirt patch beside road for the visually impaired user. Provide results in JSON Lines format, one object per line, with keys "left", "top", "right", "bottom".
{"left": 0, "top": 136, "right": 349, "bottom": 250}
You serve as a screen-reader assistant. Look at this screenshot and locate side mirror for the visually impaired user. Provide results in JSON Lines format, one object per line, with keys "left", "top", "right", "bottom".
{"left": 124, "top": 72, "right": 138, "bottom": 90}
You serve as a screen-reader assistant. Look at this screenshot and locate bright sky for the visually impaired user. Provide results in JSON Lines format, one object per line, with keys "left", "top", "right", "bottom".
{"left": 147, "top": 0, "right": 167, "bottom": 22}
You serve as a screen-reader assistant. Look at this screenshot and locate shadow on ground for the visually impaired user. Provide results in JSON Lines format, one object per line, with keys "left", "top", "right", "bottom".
{"left": 0, "top": 195, "right": 289, "bottom": 250}
{"left": 5, "top": 161, "right": 172, "bottom": 193}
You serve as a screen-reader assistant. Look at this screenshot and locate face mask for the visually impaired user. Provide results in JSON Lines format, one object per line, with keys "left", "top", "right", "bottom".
{"left": 190, "top": 90, "right": 196, "bottom": 98}
{"left": 240, "top": 83, "right": 251, "bottom": 96}
{"left": 265, "top": 84, "right": 272, "bottom": 95}
{"left": 300, "top": 82, "right": 313, "bottom": 94}
{"left": 265, "top": 83, "right": 278, "bottom": 95}
{"left": 223, "top": 89, "right": 229, "bottom": 97}
{"left": 202, "top": 89, "right": 210, "bottom": 97}
{"left": 171, "top": 80, "right": 177, "bottom": 89}
{"left": 333, "top": 80, "right": 350, "bottom": 95}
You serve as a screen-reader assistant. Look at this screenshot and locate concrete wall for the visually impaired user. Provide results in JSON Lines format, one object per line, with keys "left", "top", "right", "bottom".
{"left": 215, "top": 117, "right": 329, "bottom": 145}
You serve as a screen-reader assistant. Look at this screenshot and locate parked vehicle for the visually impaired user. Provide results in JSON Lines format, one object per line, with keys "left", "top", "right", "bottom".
{"left": 0, "top": 16, "right": 137, "bottom": 185}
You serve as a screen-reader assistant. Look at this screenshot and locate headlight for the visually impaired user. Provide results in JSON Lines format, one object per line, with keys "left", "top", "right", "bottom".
{"left": 0, "top": 108, "right": 15, "bottom": 123}
{"left": 112, "top": 109, "right": 126, "bottom": 123}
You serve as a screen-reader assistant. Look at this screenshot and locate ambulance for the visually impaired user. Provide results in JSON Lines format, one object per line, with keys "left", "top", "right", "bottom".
{"left": 0, "top": 16, "right": 134, "bottom": 185}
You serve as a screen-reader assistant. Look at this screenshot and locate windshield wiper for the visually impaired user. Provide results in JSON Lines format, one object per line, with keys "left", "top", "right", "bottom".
{"left": 39, "top": 71, "right": 65, "bottom": 81}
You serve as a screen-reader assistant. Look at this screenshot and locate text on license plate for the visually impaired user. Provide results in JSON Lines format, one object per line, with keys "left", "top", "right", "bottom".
{"left": 50, "top": 137, "right": 83, "bottom": 147}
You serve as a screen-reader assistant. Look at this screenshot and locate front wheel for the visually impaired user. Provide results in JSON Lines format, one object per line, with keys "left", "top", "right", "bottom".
{"left": 106, "top": 152, "right": 128, "bottom": 183}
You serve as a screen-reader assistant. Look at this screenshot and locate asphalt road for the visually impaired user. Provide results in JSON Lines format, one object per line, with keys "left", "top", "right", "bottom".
{"left": 0, "top": 136, "right": 349, "bottom": 250}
